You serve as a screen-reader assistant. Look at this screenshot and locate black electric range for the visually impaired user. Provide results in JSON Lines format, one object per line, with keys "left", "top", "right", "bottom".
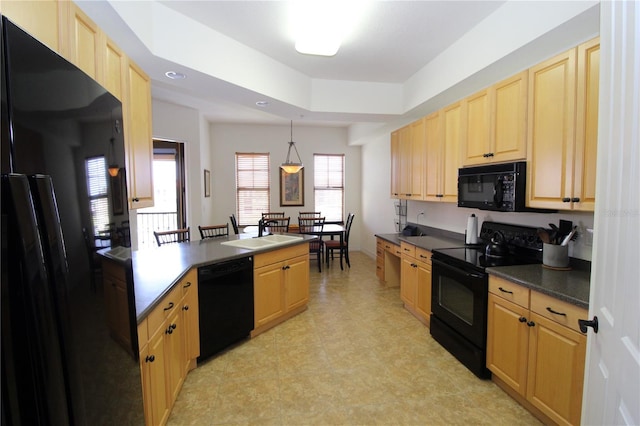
{"left": 432, "top": 221, "right": 543, "bottom": 270}
{"left": 429, "top": 221, "right": 543, "bottom": 379}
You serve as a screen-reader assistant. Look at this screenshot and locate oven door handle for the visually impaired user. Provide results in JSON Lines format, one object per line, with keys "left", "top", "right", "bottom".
{"left": 432, "top": 258, "right": 486, "bottom": 280}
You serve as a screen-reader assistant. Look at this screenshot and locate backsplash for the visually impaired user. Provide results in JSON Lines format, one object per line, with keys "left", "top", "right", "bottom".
{"left": 407, "top": 201, "right": 594, "bottom": 261}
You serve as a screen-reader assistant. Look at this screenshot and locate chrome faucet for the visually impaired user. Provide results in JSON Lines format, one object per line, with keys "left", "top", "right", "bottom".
{"left": 258, "top": 219, "right": 279, "bottom": 237}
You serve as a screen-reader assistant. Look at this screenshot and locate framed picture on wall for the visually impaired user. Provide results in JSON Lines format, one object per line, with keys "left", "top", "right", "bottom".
{"left": 204, "top": 169, "right": 211, "bottom": 197}
{"left": 280, "top": 168, "right": 304, "bottom": 206}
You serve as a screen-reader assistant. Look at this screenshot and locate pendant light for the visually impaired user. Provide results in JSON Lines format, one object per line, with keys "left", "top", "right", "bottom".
{"left": 107, "top": 117, "right": 120, "bottom": 177}
{"left": 280, "top": 120, "right": 303, "bottom": 174}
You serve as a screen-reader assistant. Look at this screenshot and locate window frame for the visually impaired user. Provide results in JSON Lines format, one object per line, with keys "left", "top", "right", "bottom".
{"left": 85, "top": 155, "right": 110, "bottom": 235}
{"left": 235, "top": 152, "right": 271, "bottom": 226}
{"left": 313, "top": 154, "right": 345, "bottom": 223}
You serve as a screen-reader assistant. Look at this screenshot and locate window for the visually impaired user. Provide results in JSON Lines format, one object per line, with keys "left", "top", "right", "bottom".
{"left": 236, "top": 153, "right": 270, "bottom": 226}
{"left": 85, "top": 156, "right": 110, "bottom": 234}
{"left": 314, "top": 154, "right": 344, "bottom": 222}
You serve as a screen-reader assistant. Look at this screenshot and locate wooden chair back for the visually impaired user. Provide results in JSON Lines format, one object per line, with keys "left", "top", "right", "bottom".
{"left": 264, "top": 217, "right": 290, "bottom": 233}
{"left": 154, "top": 227, "right": 190, "bottom": 247}
{"left": 229, "top": 214, "right": 239, "bottom": 234}
{"left": 198, "top": 224, "right": 229, "bottom": 239}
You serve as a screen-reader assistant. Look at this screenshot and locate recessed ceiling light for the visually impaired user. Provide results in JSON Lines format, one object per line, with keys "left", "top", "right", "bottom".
{"left": 165, "top": 71, "right": 186, "bottom": 80}
{"left": 256, "top": 101, "right": 270, "bottom": 107}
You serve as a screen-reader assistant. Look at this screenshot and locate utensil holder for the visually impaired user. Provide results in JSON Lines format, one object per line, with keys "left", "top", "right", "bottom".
{"left": 542, "top": 243, "right": 569, "bottom": 268}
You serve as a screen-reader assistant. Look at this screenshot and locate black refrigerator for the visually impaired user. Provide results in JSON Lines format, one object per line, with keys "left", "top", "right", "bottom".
{"left": 1, "top": 16, "right": 144, "bottom": 425}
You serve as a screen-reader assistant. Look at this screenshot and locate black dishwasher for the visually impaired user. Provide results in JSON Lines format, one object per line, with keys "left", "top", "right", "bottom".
{"left": 197, "top": 256, "right": 254, "bottom": 362}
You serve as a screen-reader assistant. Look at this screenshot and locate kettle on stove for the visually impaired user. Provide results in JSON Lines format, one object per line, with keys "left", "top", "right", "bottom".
{"left": 485, "top": 231, "right": 509, "bottom": 258}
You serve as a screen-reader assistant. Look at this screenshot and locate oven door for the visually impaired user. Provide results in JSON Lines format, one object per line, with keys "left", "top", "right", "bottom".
{"left": 431, "top": 258, "right": 488, "bottom": 349}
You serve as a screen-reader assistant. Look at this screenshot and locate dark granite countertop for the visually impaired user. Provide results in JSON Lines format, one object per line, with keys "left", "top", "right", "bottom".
{"left": 375, "top": 232, "right": 464, "bottom": 252}
{"left": 486, "top": 264, "right": 590, "bottom": 309}
{"left": 131, "top": 234, "right": 315, "bottom": 323}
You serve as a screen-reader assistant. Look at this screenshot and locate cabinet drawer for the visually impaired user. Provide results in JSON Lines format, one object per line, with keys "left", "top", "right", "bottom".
{"left": 530, "top": 291, "right": 588, "bottom": 334}
{"left": 179, "top": 269, "right": 197, "bottom": 297}
{"left": 415, "top": 247, "right": 432, "bottom": 264}
{"left": 489, "top": 276, "right": 530, "bottom": 308}
{"left": 147, "top": 284, "right": 182, "bottom": 336}
{"left": 137, "top": 318, "right": 148, "bottom": 347}
{"left": 383, "top": 241, "right": 400, "bottom": 257}
{"left": 254, "top": 243, "right": 308, "bottom": 268}
{"left": 400, "top": 242, "right": 416, "bottom": 258}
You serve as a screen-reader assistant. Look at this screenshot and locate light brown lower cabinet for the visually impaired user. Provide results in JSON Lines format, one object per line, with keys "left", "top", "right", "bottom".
{"left": 487, "top": 275, "right": 587, "bottom": 426}
{"left": 253, "top": 243, "right": 310, "bottom": 337}
{"left": 400, "top": 242, "right": 432, "bottom": 327}
{"left": 138, "top": 270, "right": 199, "bottom": 426}
{"left": 375, "top": 237, "right": 401, "bottom": 287}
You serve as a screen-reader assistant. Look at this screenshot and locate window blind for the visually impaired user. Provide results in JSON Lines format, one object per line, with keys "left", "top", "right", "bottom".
{"left": 85, "top": 156, "right": 110, "bottom": 234}
{"left": 236, "top": 153, "right": 270, "bottom": 226}
{"left": 314, "top": 154, "right": 344, "bottom": 222}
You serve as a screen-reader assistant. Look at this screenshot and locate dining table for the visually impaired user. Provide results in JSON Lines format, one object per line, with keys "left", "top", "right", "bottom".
{"left": 300, "top": 223, "right": 346, "bottom": 270}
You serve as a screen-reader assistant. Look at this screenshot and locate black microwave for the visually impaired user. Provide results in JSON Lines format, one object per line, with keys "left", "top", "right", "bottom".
{"left": 458, "top": 162, "right": 529, "bottom": 212}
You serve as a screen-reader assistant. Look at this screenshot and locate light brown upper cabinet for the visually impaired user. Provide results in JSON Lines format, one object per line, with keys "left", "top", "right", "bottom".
{"left": 390, "top": 119, "right": 425, "bottom": 200}
{"left": 463, "top": 71, "right": 528, "bottom": 166}
{"left": 124, "top": 62, "right": 155, "bottom": 209}
{"left": 527, "top": 38, "right": 599, "bottom": 211}
{"left": 64, "top": 3, "right": 102, "bottom": 81}
{"left": 0, "top": 0, "right": 67, "bottom": 52}
{"left": 103, "top": 37, "right": 127, "bottom": 101}
{"left": 425, "top": 103, "right": 462, "bottom": 202}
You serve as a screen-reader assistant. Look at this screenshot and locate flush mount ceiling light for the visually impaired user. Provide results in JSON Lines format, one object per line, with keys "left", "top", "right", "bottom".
{"left": 256, "top": 101, "right": 270, "bottom": 107}
{"left": 165, "top": 71, "right": 186, "bottom": 80}
{"left": 291, "top": 0, "right": 367, "bottom": 56}
{"left": 280, "top": 121, "right": 303, "bottom": 174}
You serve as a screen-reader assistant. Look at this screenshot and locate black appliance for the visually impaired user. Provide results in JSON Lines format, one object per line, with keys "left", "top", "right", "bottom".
{"left": 197, "top": 257, "right": 254, "bottom": 362}
{"left": 430, "top": 221, "right": 542, "bottom": 379}
{"left": 1, "top": 16, "right": 144, "bottom": 425}
{"left": 458, "top": 161, "right": 554, "bottom": 212}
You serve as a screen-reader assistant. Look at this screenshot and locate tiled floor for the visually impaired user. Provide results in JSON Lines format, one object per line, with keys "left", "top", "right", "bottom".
{"left": 169, "top": 252, "right": 541, "bottom": 425}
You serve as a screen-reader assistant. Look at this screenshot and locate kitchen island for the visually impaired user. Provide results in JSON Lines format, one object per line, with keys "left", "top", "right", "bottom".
{"left": 100, "top": 234, "right": 315, "bottom": 426}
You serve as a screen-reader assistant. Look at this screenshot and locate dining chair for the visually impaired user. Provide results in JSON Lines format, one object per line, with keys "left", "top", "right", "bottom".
{"left": 299, "top": 211, "right": 321, "bottom": 218}
{"left": 262, "top": 212, "right": 285, "bottom": 218}
{"left": 82, "top": 227, "right": 102, "bottom": 291}
{"left": 229, "top": 214, "right": 239, "bottom": 234}
{"left": 263, "top": 217, "right": 290, "bottom": 233}
{"left": 198, "top": 224, "right": 229, "bottom": 239}
{"left": 154, "top": 227, "right": 190, "bottom": 247}
{"left": 299, "top": 216, "right": 325, "bottom": 272}
{"left": 325, "top": 213, "right": 355, "bottom": 268}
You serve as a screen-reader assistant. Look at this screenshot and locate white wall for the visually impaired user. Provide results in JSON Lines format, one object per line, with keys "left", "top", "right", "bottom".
{"left": 209, "top": 123, "right": 362, "bottom": 249}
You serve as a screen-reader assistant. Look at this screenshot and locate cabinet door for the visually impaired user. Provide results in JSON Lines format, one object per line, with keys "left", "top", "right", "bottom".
{"left": 398, "top": 125, "right": 412, "bottom": 198}
{"left": 376, "top": 238, "right": 385, "bottom": 280}
{"left": 463, "top": 89, "right": 491, "bottom": 165}
{"left": 409, "top": 118, "right": 425, "bottom": 199}
{"left": 527, "top": 48, "right": 577, "bottom": 210}
{"left": 424, "top": 111, "right": 442, "bottom": 201}
{"left": 66, "top": 3, "right": 102, "bottom": 80}
{"left": 125, "top": 61, "right": 154, "bottom": 209}
{"left": 140, "top": 329, "right": 169, "bottom": 426}
{"left": 415, "top": 259, "right": 431, "bottom": 324}
{"left": 573, "top": 38, "right": 599, "bottom": 211}
{"left": 165, "top": 307, "right": 185, "bottom": 406}
{"left": 526, "top": 312, "right": 587, "bottom": 426}
{"left": 486, "top": 294, "right": 530, "bottom": 396}
{"left": 254, "top": 263, "right": 285, "bottom": 327}
{"left": 103, "top": 37, "right": 127, "bottom": 101}
{"left": 400, "top": 256, "right": 417, "bottom": 307}
{"left": 441, "top": 102, "right": 462, "bottom": 202}
{"left": 1, "top": 0, "right": 66, "bottom": 52}
{"left": 284, "top": 254, "right": 310, "bottom": 311}
{"left": 182, "top": 279, "right": 200, "bottom": 366}
{"left": 493, "top": 71, "right": 528, "bottom": 163}
{"left": 390, "top": 130, "right": 401, "bottom": 198}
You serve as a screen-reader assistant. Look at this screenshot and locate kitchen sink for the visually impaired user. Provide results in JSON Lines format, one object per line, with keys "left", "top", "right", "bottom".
{"left": 220, "top": 234, "right": 303, "bottom": 250}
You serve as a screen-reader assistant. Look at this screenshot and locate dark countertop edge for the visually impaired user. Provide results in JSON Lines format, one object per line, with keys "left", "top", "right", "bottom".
{"left": 375, "top": 232, "right": 465, "bottom": 252}
{"left": 133, "top": 236, "right": 314, "bottom": 324}
{"left": 486, "top": 266, "right": 590, "bottom": 309}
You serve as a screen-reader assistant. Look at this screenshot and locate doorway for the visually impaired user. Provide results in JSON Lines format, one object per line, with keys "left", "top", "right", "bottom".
{"left": 136, "top": 140, "right": 186, "bottom": 249}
